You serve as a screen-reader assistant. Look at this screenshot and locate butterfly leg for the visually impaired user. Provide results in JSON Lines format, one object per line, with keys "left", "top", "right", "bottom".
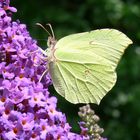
{"left": 39, "top": 47, "right": 47, "bottom": 56}
{"left": 39, "top": 64, "right": 49, "bottom": 82}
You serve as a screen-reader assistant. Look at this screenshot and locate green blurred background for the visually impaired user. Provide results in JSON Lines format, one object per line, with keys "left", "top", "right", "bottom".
{"left": 11, "top": 0, "right": 140, "bottom": 139}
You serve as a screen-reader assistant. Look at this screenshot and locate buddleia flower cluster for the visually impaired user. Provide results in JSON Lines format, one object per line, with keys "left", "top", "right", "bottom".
{"left": 78, "top": 104, "right": 107, "bottom": 140}
{"left": 0, "top": 0, "right": 107, "bottom": 139}
{"left": 0, "top": 0, "right": 83, "bottom": 139}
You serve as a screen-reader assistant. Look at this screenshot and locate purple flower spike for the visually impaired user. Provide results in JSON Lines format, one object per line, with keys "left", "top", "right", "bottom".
{"left": 0, "top": 1, "right": 89, "bottom": 139}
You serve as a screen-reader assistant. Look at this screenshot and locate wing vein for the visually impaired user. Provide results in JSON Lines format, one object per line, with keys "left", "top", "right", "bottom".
{"left": 85, "top": 82, "right": 99, "bottom": 104}
{"left": 56, "top": 63, "right": 69, "bottom": 98}
{"left": 60, "top": 62, "right": 107, "bottom": 96}
{"left": 75, "top": 78, "right": 87, "bottom": 103}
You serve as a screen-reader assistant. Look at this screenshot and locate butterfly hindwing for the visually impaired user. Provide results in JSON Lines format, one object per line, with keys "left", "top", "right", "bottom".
{"left": 49, "top": 55, "right": 116, "bottom": 104}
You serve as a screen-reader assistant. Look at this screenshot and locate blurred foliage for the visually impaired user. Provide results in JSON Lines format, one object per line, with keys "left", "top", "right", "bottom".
{"left": 11, "top": 0, "right": 140, "bottom": 139}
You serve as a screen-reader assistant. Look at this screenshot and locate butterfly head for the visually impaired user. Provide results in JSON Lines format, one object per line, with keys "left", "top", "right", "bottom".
{"left": 36, "top": 23, "right": 57, "bottom": 48}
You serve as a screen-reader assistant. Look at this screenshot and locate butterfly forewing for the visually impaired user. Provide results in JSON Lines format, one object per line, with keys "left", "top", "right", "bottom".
{"left": 54, "top": 29, "right": 132, "bottom": 70}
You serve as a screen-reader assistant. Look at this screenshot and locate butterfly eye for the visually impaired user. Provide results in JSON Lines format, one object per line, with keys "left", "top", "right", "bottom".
{"left": 47, "top": 37, "right": 57, "bottom": 48}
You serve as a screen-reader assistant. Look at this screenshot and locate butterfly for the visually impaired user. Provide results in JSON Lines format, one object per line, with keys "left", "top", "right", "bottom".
{"left": 37, "top": 24, "right": 132, "bottom": 104}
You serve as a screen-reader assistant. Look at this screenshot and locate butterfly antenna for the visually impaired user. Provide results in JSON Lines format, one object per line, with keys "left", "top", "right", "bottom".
{"left": 46, "top": 23, "right": 55, "bottom": 39}
{"left": 36, "top": 23, "right": 52, "bottom": 37}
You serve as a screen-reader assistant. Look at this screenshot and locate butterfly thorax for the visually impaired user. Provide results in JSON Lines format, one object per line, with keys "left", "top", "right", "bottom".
{"left": 46, "top": 36, "right": 57, "bottom": 63}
